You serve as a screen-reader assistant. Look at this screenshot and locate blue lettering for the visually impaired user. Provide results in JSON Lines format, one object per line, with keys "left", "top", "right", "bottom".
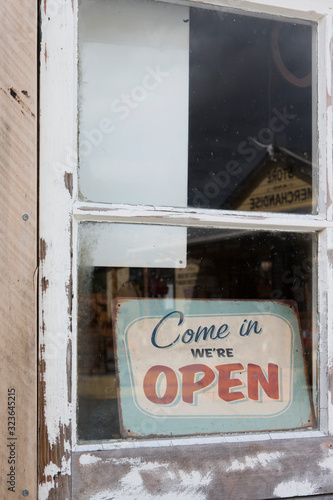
{"left": 239, "top": 319, "right": 263, "bottom": 336}
{"left": 152, "top": 312, "right": 232, "bottom": 348}
{"left": 195, "top": 325, "right": 215, "bottom": 342}
{"left": 151, "top": 311, "right": 184, "bottom": 349}
{"left": 215, "top": 324, "right": 230, "bottom": 339}
{"left": 182, "top": 329, "right": 195, "bottom": 344}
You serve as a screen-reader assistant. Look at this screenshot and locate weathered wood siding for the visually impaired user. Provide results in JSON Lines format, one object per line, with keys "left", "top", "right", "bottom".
{"left": 0, "top": 1, "right": 38, "bottom": 499}
{"left": 74, "top": 437, "right": 333, "bottom": 499}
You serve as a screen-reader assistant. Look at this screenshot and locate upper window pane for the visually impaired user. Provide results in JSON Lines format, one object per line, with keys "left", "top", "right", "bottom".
{"left": 79, "top": 0, "right": 315, "bottom": 213}
{"left": 188, "top": 9, "right": 314, "bottom": 213}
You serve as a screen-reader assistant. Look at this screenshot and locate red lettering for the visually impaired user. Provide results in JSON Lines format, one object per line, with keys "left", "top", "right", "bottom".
{"left": 247, "top": 363, "right": 279, "bottom": 400}
{"left": 216, "top": 363, "right": 245, "bottom": 402}
{"left": 143, "top": 363, "right": 281, "bottom": 405}
{"left": 143, "top": 365, "right": 178, "bottom": 405}
{"left": 179, "top": 364, "right": 215, "bottom": 404}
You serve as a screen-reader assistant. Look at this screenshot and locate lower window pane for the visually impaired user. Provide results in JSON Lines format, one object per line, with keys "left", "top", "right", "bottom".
{"left": 77, "top": 224, "right": 317, "bottom": 441}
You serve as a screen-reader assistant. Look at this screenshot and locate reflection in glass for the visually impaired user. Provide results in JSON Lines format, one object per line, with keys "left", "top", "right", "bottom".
{"left": 188, "top": 10, "right": 314, "bottom": 212}
{"left": 79, "top": 0, "right": 315, "bottom": 213}
{"left": 77, "top": 225, "right": 317, "bottom": 441}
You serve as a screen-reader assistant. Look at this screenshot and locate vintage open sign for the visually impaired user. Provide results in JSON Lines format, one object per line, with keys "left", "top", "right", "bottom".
{"left": 113, "top": 299, "right": 314, "bottom": 437}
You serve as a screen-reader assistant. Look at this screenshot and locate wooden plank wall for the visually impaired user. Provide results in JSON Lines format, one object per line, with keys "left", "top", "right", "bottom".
{"left": 0, "top": 2, "right": 37, "bottom": 499}
{"left": 73, "top": 437, "right": 333, "bottom": 499}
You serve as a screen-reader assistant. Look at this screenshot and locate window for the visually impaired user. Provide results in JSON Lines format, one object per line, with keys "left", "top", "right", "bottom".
{"left": 77, "top": 0, "right": 317, "bottom": 441}
{"left": 78, "top": 0, "right": 316, "bottom": 213}
{"left": 39, "top": 0, "right": 333, "bottom": 498}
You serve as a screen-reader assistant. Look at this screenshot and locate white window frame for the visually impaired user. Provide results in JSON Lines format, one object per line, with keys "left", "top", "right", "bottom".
{"left": 39, "top": 0, "right": 333, "bottom": 498}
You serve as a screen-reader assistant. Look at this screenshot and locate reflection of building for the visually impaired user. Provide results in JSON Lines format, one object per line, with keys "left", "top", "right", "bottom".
{"left": 229, "top": 147, "right": 312, "bottom": 213}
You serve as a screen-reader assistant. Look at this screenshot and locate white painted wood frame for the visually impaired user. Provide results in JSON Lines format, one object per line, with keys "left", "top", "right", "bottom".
{"left": 39, "top": 0, "right": 333, "bottom": 498}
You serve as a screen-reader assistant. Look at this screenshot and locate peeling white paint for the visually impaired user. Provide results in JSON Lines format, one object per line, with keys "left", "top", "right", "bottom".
{"left": 319, "top": 451, "right": 333, "bottom": 472}
{"left": 75, "top": 201, "right": 329, "bottom": 232}
{"left": 79, "top": 454, "right": 103, "bottom": 466}
{"left": 39, "top": 0, "right": 78, "bottom": 454}
{"left": 106, "top": 457, "right": 145, "bottom": 467}
{"left": 38, "top": 462, "right": 62, "bottom": 499}
{"left": 90, "top": 462, "right": 211, "bottom": 500}
{"left": 178, "top": 470, "right": 211, "bottom": 488}
{"left": 64, "top": 439, "right": 71, "bottom": 453}
{"left": 61, "top": 456, "right": 72, "bottom": 475}
{"left": 39, "top": 1, "right": 76, "bottom": 497}
{"left": 91, "top": 490, "right": 204, "bottom": 500}
{"left": 45, "top": 461, "right": 60, "bottom": 478}
{"left": 226, "top": 452, "right": 283, "bottom": 472}
{"left": 273, "top": 479, "right": 317, "bottom": 497}
{"left": 106, "top": 457, "right": 171, "bottom": 472}
{"left": 39, "top": 456, "right": 71, "bottom": 499}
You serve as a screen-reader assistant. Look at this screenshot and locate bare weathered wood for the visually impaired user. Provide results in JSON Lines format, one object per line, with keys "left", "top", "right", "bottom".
{"left": 0, "top": 2, "right": 37, "bottom": 499}
{"left": 74, "top": 437, "right": 333, "bottom": 499}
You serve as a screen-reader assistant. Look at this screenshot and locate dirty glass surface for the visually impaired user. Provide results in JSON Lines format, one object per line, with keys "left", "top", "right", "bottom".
{"left": 188, "top": 9, "right": 314, "bottom": 212}
{"left": 77, "top": 223, "right": 317, "bottom": 441}
{"left": 79, "top": 0, "right": 315, "bottom": 213}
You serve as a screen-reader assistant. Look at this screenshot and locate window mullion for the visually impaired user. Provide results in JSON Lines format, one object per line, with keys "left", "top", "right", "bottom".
{"left": 74, "top": 202, "right": 329, "bottom": 232}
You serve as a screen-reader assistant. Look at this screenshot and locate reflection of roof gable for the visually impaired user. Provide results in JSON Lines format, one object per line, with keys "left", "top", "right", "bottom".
{"left": 222, "top": 145, "right": 312, "bottom": 211}
{"left": 188, "top": 147, "right": 268, "bottom": 209}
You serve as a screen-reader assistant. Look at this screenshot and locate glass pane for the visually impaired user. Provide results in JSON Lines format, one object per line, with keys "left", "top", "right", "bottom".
{"left": 79, "top": 0, "right": 315, "bottom": 214}
{"left": 188, "top": 10, "right": 314, "bottom": 213}
{"left": 77, "top": 224, "right": 317, "bottom": 441}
